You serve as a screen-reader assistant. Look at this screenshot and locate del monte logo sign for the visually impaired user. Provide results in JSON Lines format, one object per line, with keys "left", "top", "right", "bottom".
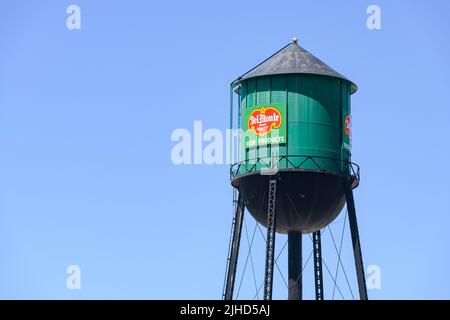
{"left": 248, "top": 106, "right": 282, "bottom": 137}
{"left": 244, "top": 103, "right": 287, "bottom": 148}
{"left": 343, "top": 114, "right": 352, "bottom": 152}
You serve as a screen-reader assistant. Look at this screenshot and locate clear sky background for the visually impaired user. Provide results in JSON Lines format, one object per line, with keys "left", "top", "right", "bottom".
{"left": 0, "top": 0, "right": 449, "bottom": 299}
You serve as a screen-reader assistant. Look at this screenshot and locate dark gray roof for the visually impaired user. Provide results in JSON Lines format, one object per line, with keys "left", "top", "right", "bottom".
{"left": 236, "top": 42, "right": 357, "bottom": 94}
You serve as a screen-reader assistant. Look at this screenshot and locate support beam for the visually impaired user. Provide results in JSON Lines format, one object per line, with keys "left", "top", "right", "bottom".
{"left": 263, "top": 179, "right": 277, "bottom": 300}
{"left": 223, "top": 192, "right": 245, "bottom": 300}
{"left": 345, "top": 181, "right": 368, "bottom": 300}
{"left": 288, "top": 231, "right": 302, "bottom": 300}
{"left": 312, "top": 230, "right": 324, "bottom": 300}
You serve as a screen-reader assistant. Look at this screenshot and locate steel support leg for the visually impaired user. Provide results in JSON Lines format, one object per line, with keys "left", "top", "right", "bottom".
{"left": 288, "top": 231, "right": 302, "bottom": 300}
{"left": 223, "top": 192, "right": 245, "bottom": 300}
{"left": 345, "top": 181, "right": 368, "bottom": 300}
{"left": 263, "top": 179, "right": 277, "bottom": 300}
{"left": 313, "top": 230, "right": 324, "bottom": 300}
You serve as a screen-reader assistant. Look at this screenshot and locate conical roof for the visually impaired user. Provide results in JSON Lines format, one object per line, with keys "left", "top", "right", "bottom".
{"left": 236, "top": 41, "right": 357, "bottom": 94}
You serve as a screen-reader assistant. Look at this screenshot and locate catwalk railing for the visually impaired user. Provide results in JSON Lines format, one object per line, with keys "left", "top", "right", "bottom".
{"left": 230, "top": 155, "right": 360, "bottom": 182}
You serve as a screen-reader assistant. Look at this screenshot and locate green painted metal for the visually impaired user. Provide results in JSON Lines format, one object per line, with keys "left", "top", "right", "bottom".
{"left": 234, "top": 73, "right": 353, "bottom": 178}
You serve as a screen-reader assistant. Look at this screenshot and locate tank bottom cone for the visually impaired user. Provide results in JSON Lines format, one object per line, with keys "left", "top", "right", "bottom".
{"left": 232, "top": 171, "right": 347, "bottom": 234}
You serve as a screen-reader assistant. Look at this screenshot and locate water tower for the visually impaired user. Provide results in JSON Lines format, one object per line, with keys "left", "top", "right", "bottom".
{"left": 223, "top": 39, "right": 368, "bottom": 300}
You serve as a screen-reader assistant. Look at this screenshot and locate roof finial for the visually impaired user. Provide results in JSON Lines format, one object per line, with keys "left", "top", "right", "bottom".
{"left": 292, "top": 37, "right": 298, "bottom": 44}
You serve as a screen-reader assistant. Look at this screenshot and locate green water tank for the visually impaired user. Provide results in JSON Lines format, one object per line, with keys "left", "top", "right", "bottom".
{"left": 231, "top": 39, "right": 359, "bottom": 233}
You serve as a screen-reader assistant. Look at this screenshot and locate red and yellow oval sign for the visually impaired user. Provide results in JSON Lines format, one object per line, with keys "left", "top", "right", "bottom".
{"left": 344, "top": 115, "right": 351, "bottom": 136}
{"left": 248, "top": 106, "right": 282, "bottom": 137}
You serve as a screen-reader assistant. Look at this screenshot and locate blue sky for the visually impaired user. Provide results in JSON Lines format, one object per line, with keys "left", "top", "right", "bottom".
{"left": 0, "top": 0, "right": 449, "bottom": 299}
